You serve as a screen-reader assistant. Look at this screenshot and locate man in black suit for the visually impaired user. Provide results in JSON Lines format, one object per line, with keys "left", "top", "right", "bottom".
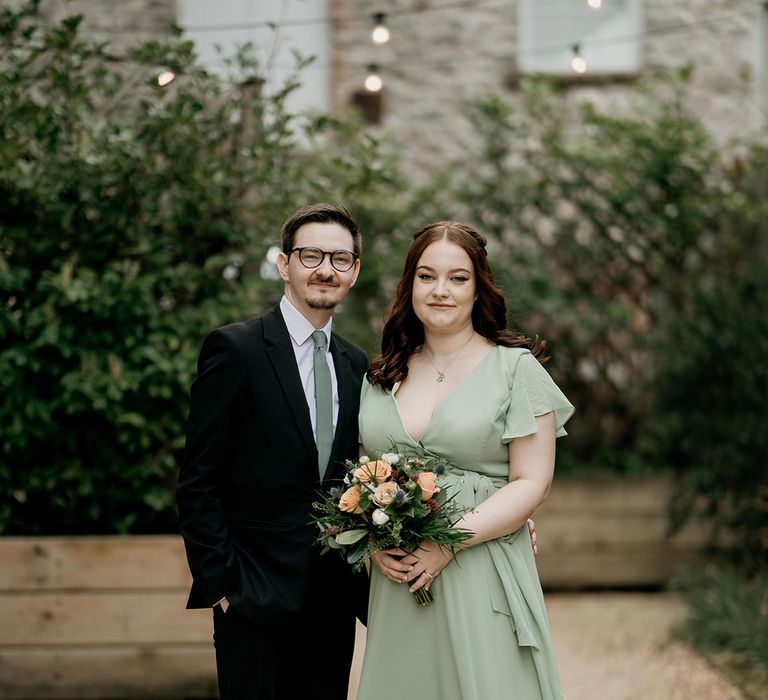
{"left": 177, "top": 203, "right": 369, "bottom": 700}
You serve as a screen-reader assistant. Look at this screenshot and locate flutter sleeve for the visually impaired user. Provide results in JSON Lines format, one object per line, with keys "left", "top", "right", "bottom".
{"left": 502, "top": 350, "right": 575, "bottom": 442}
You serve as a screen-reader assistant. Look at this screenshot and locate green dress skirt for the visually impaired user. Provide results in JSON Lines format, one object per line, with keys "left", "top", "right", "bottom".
{"left": 357, "top": 346, "right": 574, "bottom": 700}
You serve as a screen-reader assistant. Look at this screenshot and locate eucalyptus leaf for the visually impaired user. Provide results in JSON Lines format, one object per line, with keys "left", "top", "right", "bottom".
{"left": 336, "top": 529, "right": 367, "bottom": 545}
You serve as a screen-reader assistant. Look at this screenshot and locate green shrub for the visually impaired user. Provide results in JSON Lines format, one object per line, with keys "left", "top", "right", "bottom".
{"left": 649, "top": 262, "right": 768, "bottom": 563}
{"left": 0, "top": 3, "right": 422, "bottom": 534}
{"left": 2, "top": 2, "right": 765, "bottom": 545}
{"left": 675, "top": 565, "right": 768, "bottom": 698}
{"left": 449, "top": 78, "right": 767, "bottom": 554}
{"left": 447, "top": 75, "right": 764, "bottom": 474}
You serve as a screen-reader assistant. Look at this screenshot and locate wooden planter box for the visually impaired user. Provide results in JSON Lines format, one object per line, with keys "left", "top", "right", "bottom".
{"left": 0, "top": 477, "right": 709, "bottom": 698}
{"left": 0, "top": 536, "right": 216, "bottom": 699}
{"left": 535, "top": 476, "right": 709, "bottom": 589}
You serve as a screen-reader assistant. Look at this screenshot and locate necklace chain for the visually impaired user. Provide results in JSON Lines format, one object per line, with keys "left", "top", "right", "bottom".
{"left": 423, "top": 333, "right": 475, "bottom": 383}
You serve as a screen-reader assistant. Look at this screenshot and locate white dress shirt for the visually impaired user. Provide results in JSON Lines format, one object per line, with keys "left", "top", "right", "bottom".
{"left": 279, "top": 295, "right": 340, "bottom": 438}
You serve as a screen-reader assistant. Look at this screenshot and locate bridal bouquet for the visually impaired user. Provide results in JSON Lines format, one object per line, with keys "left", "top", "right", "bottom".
{"left": 313, "top": 449, "right": 471, "bottom": 605}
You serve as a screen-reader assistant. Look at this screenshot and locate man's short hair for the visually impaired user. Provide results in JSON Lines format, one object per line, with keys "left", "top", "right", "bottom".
{"left": 281, "top": 203, "right": 361, "bottom": 256}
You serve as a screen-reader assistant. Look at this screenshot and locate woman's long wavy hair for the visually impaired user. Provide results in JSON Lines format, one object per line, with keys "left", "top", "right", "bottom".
{"left": 367, "top": 222, "right": 545, "bottom": 390}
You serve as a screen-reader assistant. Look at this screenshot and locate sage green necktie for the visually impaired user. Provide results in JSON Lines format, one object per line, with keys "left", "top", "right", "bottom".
{"left": 312, "top": 330, "right": 333, "bottom": 480}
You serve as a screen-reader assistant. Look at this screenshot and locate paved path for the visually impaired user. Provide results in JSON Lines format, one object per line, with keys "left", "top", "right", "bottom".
{"left": 547, "top": 592, "right": 744, "bottom": 700}
{"left": 348, "top": 592, "right": 745, "bottom": 699}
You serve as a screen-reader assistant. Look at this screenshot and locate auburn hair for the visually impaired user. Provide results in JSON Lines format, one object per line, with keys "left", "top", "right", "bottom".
{"left": 367, "top": 222, "right": 545, "bottom": 390}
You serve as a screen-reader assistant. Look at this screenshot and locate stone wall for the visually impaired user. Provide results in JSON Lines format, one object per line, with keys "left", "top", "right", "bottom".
{"left": 22, "top": 0, "right": 765, "bottom": 179}
{"left": 331, "top": 0, "right": 763, "bottom": 178}
{"left": 33, "top": 0, "right": 176, "bottom": 52}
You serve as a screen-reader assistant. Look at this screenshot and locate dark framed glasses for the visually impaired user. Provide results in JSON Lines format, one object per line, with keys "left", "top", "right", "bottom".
{"left": 289, "top": 247, "right": 359, "bottom": 272}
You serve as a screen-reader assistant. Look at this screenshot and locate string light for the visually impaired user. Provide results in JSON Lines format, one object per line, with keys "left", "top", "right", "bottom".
{"left": 587, "top": 0, "right": 603, "bottom": 9}
{"left": 570, "top": 45, "right": 587, "bottom": 74}
{"left": 371, "top": 12, "right": 390, "bottom": 44}
{"left": 157, "top": 70, "right": 176, "bottom": 86}
{"left": 364, "top": 64, "right": 383, "bottom": 92}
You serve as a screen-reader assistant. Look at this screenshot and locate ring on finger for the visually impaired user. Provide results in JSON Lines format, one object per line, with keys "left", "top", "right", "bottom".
{"left": 424, "top": 570, "right": 434, "bottom": 580}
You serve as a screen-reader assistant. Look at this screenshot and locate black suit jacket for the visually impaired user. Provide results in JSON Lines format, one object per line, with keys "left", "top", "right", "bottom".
{"left": 176, "top": 305, "right": 369, "bottom": 628}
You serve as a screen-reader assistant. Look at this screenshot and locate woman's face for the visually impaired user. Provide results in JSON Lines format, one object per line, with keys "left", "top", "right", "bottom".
{"left": 411, "top": 239, "right": 477, "bottom": 334}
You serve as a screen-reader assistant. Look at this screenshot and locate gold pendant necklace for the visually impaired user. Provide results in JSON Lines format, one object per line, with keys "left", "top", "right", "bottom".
{"left": 423, "top": 333, "right": 475, "bottom": 383}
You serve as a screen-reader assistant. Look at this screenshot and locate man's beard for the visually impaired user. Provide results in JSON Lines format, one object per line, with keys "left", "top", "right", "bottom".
{"left": 305, "top": 294, "right": 338, "bottom": 310}
{"left": 305, "top": 277, "right": 340, "bottom": 310}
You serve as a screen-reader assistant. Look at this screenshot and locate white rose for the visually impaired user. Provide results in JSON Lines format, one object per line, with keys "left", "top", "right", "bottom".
{"left": 381, "top": 452, "right": 400, "bottom": 465}
{"left": 372, "top": 508, "right": 390, "bottom": 525}
{"left": 358, "top": 456, "right": 371, "bottom": 465}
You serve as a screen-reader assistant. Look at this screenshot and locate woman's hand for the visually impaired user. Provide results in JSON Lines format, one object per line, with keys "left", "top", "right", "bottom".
{"left": 528, "top": 518, "right": 538, "bottom": 556}
{"left": 371, "top": 547, "right": 414, "bottom": 583}
{"left": 400, "top": 540, "right": 454, "bottom": 594}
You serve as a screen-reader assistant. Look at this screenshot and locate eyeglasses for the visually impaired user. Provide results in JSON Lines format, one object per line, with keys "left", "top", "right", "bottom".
{"left": 289, "top": 247, "right": 359, "bottom": 272}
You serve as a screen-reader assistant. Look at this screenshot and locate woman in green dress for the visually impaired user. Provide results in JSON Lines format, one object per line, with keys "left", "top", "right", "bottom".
{"left": 357, "top": 222, "right": 574, "bottom": 700}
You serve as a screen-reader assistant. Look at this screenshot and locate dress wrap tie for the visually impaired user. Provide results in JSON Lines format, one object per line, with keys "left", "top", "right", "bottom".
{"left": 441, "top": 468, "right": 562, "bottom": 700}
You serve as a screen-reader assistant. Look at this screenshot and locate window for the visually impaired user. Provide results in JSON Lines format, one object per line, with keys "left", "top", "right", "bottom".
{"left": 517, "top": 0, "right": 643, "bottom": 77}
{"left": 177, "top": 0, "right": 331, "bottom": 113}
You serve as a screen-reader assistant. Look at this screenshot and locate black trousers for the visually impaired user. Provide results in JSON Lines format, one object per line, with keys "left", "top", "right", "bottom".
{"left": 212, "top": 561, "right": 359, "bottom": 700}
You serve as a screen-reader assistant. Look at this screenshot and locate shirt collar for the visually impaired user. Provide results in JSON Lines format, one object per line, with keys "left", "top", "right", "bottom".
{"left": 280, "top": 295, "right": 332, "bottom": 347}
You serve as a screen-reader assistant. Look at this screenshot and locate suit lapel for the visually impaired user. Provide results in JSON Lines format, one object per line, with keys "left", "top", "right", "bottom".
{"left": 327, "top": 334, "right": 356, "bottom": 484}
{"left": 262, "top": 307, "right": 316, "bottom": 464}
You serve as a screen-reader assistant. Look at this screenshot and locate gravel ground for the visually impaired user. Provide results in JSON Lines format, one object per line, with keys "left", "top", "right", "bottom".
{"left": 348, "top": 592, "right": 746, "bottom": 699}
{"left": 545, "top": 592, "right": 744, "bottom": 700}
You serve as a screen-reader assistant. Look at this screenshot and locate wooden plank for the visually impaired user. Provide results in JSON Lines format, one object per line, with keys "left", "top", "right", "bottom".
{"left": 0, "top": 646, "right": 217, "bottom": 699}
{"left": 0, "top": 592, "right": 211, "bottom": 646}
{"left": 533, "top": 513, "right": 710, "bottom": 548}
{"left": 537, "top": 550, "right": 702, "bottom": 589}
{"left": 0, "top": 536, "right": 192, "bottom": 592}
{"left": 543, "top": 476, "right": 678, "bottom": 513}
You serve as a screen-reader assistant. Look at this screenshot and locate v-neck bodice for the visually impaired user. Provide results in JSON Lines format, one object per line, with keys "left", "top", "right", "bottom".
{"left": 391, "top": 346, "right": 495, "bottom": 444}
{"left": 359, "top": 346, "right": 574, "bottom": 480}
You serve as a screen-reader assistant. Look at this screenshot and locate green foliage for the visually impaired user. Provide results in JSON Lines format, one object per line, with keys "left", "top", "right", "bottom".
{"left": 649, "top": 262, "right": 768, "bottom": 561}
{"left": 0, "top": 4, "right": 420, "bottom": 534}
{"left": 2, "top": 2, "right": 765, "bottom": 548}
{"left": 445, "top": 75, "right": 767, "bottom": 557}
{"left": 675, "top": 565, "right": 768, "bottom": 698}
{"left": 450, "top": 75, "right": 752, "bottom": 463}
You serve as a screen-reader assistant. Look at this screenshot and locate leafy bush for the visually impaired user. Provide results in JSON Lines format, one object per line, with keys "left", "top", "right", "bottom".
{"left": 448, "top": 76, "right": 758, "bottom": 466}
{"left": 649, "top": 261, "right": 768, "bottom": 562}
{"left": 2, "top": 2, "right": 765, "bottom": 548}
{"left": 0, "top": 3, "right": 424, "bottom": 534}
{"left": 444, "top": 77, "right": 767, "bottom": 558}
{"left": 675, "top": 565, "right": 768, "bottom": 698}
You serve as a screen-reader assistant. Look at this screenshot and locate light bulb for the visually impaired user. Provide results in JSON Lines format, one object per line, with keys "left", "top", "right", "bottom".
{"left": 371, "top": 12, "right": 390, "bottom": 45}
{"left": 587, "top": 0, "right": 603, "bottom": 8}
{"left": 570, "top": 55, "right": 587, "bottom": 74}
{"left": 372, "top": 25, "right": 390, "bottom": 44}
{"left": 364, "top": 73, "right": 383, "bottom": 92}
{"left": 157, "top": 70, "right": 176, "bottom": 87}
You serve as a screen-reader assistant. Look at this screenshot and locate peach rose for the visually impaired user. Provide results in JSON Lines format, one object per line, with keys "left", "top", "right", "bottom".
{"left": 416, "top": 472, "right": 439, "bottom": 501}
{"left": 338, "top": 486, "right": 364, "bottom": 514}
{"left": 373, "top": 481, "right": 399, "bottom": 507}
{"left": 354, "top": 459, "right": 392, "bottom": 484}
